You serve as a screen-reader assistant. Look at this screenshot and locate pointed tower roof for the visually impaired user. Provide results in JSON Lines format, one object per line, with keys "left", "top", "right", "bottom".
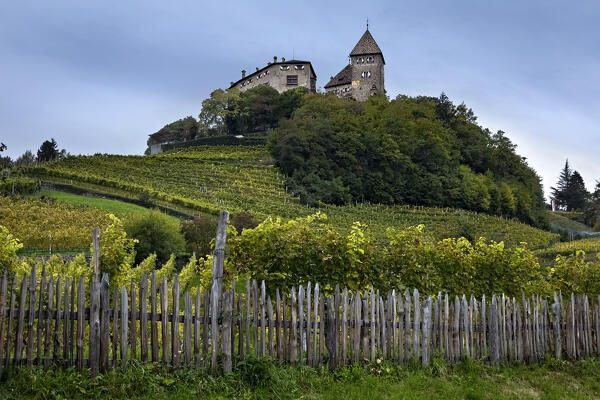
{"left": 349, "top": 29, "right": 384, "bottom": 63}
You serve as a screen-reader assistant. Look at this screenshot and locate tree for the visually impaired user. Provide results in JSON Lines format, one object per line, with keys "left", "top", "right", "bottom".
{"left": 125, "top": 210, "right": 186, "bottom": 265}
{"left": 15, "top": 150, "right": 35, "bottom": 167}
{"left": 37, "top": 138, "right": 60, "bottom": 162}
{"left": 566, "top": 171, "right": 588, "bottom": 211}
{"left": 0, "top": 143, "right": 11, "bottom": 170}
{"left": 551, "top": 160, "right": 572, "bottom": 210}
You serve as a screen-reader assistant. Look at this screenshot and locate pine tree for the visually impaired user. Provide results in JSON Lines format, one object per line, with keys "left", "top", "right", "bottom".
{"left": 566, "top": 170, "right": 588, "bottom": 211}
{"left": 550, "top": 160, "right": 572, "bottom": 210}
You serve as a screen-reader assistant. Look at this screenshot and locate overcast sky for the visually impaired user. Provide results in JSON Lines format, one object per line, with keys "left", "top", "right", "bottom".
{"left": 1, "top": 0, "right": 598, "bottom": 199}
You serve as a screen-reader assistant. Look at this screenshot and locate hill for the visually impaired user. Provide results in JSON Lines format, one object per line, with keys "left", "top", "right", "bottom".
{"left": 26, "top": 145, "right": 559, "bottom": 249}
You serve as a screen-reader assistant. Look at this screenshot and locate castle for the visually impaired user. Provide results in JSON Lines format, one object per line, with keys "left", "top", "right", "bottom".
{"left": 229, "top": 28, "right": 384, "bottom": 102}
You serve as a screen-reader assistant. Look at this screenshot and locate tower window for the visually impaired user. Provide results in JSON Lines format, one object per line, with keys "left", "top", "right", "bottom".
{"left": 361, "top": 71, "right": 371, "bottom": 78}
{"left": 357, "top": 57, "right": 364, "bottom": 64}
{"left": 286, "top": 75, "right": 298, "bottom": 85}
{"left": 280, "top": 65, "right": 290, "bottom": 71}
{"left": 367, "top": 56, "right": 374, "bottom": 63}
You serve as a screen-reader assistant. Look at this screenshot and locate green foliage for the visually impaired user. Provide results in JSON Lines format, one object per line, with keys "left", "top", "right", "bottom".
{"left": 229, "top": 213, "right": 547, "bottom": 297}
{"left": 548, "top": 251, "right": 600, "bottom": 294}
{"left": 147, "top": 116, "right": 199, "bottom": 146}
{"left": 94, "top": 214, "right": 137, "bottom": 283}
{"left": 0, "top": 177, "right": 40, "bottom": 195}
{"left": 181, "top": 215, "right": 218, "bottom": 256}
{"left": 36, "top": 138, "right": 61, "bottom": 162}
{"left": 270, "top": 93, "right": 547, "bottom": 227}
{"left": 0, "top": 225, "right": 22, "bottom": 272}
{"left": 26, "top": 145, "right": 559, "bottom": 249}
{"left": 124, "top": 210, "right": 186, "bottom": 265}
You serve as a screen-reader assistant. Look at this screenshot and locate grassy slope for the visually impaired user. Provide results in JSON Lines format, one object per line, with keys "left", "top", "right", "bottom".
{"left": 535, "top": 237, "right": 600, "bottom": 264}
{"left": 2, "top": 359, "right": 600, "bottom": 399}
{"left": 28, "top": 189, "right": 178, "bottom": 220}
{"left": 547, "top": 211, "right": 592, "bottom": 233}
{"left": 27, "top": 145, "right": 559, "bottom": 249}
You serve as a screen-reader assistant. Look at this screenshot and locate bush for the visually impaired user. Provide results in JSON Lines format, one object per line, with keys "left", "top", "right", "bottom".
{"left": 125, "top": 210, "right": 186, "bottom": 265}
{"left": 181, "top": 214, "right": 218, "bottom": 256}
{"left": 0, "top": 224, "right": 23, "bottom": 272}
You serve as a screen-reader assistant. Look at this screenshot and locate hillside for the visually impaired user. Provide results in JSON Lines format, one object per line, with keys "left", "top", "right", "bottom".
{"left": 26, "top": 145, "right": 559, "bottom": 249}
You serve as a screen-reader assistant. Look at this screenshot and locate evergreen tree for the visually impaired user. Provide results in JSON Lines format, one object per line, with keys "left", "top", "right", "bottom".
{"left": 550, "top": 160, "right": 572, "bottom": 210}
{"left": 566, "top": 171, "right": 588, "bottom": 211}
{"left": 36, "top": 138, "right": 60, "bottom": 162}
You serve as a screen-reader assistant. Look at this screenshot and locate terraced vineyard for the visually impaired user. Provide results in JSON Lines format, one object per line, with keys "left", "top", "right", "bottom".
{"left": 27, "top": 145, "right": 559, "bottom": 249}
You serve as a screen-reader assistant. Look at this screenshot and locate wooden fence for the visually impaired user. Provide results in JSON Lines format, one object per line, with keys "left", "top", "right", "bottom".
{"left": 0, "top": 265, "right": 598, "bottom": 376}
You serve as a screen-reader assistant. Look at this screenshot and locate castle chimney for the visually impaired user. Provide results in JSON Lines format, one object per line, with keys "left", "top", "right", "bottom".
{"left": 273, "top": 56, "right": 277, "bottom": 63}
{"left": 242, "top": 70, "right": 246, "bottom": 78}
{"left": 230, "top": 81, "right": 234, "bottom": 86}
{"left": 282, "top": 57, "right": 286, "bottom": 62}
{"left": 256, "top": 67, "right": 259, "bottom": 71}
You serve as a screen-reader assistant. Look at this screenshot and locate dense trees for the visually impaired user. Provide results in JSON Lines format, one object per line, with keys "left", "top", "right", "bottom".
{"left": 270, "top": 93, "right": 547, "bottom": 227}
{"left": 147, "top": 87, "right": 309, "bottom": 146}
{"left": 550, "top": 160, "right": 593, "bottom": 215}
{"left": 37, "top": 138, "right": 60, "bottom": 162}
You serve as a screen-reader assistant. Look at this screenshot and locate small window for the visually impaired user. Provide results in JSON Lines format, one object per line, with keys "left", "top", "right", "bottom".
{"left": 366, "top": 56, "right": 374, "bottom": 63}
{"left": 295, "top": 65, "right": 305, "bottom": 70}
{"left": 258, "top": 73, "right": 263, "bottom": 78}
{"left": 361, "top": 71, "right": 371, "bottom": 78}
{"left": 248, "top": 79, "right": 252, "bottom": 83}
{"left": 286, "top": 75, "right": 298, "bottom": 85}
{"left": 357, "top": 57, "right": 364, "bottom": 64}
{"left": 265, "top": 70, "right": 269, "bottom": 75}
{"left": 280, "top": 65, "right": 290, "bottom": 71}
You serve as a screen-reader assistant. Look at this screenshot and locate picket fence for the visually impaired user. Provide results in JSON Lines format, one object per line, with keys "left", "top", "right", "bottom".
{"left": 0, "top": 266, "right": 598, "bottom": 376}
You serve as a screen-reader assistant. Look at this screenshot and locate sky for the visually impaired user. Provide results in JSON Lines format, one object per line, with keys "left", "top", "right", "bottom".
{"left": 0, "top": 0, "right": 598, "bottom": 200}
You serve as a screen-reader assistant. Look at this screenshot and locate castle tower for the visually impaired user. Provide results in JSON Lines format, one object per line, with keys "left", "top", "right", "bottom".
{"left": 325, "top": 28, "right": 385, "bottom": 101}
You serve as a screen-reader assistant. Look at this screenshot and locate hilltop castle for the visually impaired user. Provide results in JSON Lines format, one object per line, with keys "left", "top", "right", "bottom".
{"left": 325, "top": 29, "right": 385, "bottom": 101}
{"left": 229, "top": 28, "right": 385, "bottom": 102}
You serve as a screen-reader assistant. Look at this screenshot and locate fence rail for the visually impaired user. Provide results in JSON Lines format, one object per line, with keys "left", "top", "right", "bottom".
{"left": 0, "top": 266, "right": 597, "bottom": 376}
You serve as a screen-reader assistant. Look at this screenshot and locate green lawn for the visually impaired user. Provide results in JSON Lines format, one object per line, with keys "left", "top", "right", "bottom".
{"left": 1, "top": 358, "right": 600, "bottom": 399}
{"left": 28, "top": 189, "right": 179, "bottom": 222}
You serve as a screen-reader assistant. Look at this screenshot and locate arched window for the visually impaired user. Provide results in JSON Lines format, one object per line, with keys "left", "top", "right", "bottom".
{"left": 295, "top": 65, "right": 305, "bottom": 70}
{"left": 280, "top": 65, "right": 290, "bottom": 71}
{"left": 361, "top": 71, "right": 371, "bottom": 78}
{"left": 357, "top": 57, "right": 364, "bottom": 64}
{"left": 366, "top": 56, "right": 374, "bottom": 63}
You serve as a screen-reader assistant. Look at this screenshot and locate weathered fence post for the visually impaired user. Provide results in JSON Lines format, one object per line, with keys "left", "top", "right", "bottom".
{"left": 222, "top": 291, "right": 233, "bottom": 373}
{"left": 210, "top": 210, "right": 229, "bottom": 372}
{"left": 92, "top": 227, "right": 101, "bottom": 283}
{"left": 552, "top": 301, "right": 561, "bottom": 359}
{"left": 89, "top": 281, "right": 101, "bottom": 376}
{"left": 489, "top": 303, "right": 499, "bottom": 366}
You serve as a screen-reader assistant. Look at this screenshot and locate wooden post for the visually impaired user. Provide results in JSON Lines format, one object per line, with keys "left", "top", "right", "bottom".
{"left": 15, "top": 274, "right": 28, "bottom": 364}
{"left": 290, "top": 287, "right": 298, "bottom": 363}
{"left": 422, "top": 297, "right": 432, "bottom": 365}
{"left": 326, "top": 295, "right": 336, "bottom": 370}
{"left": 489, "top": 303, "right": 499, "bottom": 366}
{"left": 222, "top": 291, "right": 233, "bottom": 373}
{"left": 76, "top": 276, "right": 84, "bottom": 371}
{"left": 313, "top": 284, "right": 320, "bottom": 367}
{"left": 341, "top": 288, "right": 348, "bottom": 365}
{"left": 130, "top": 279, "right": 137, "bottom": 363}
{"left": 306, "top": 282, "right": 312, "bottom": 365}
{"left": 36, "top": 267, "right": 46, "bottom": 365}
{"left": 172, "top": 275, "right": 180, "bottom": 366}
{"left": 183, "top": 291, "right": 192, "bottom": 365}
{"left": 267, "top": 296, "right": 274, "bottom": 358}
{"left": 194, "top": 288, "right": 201, "bottom": 366}
{"left": 0, "top": 270, "right": 8, "bottom": 375}
{"left": 354, "top": 291, "right": 362, "bottom": 363}
{"left": 140, "top": 272, "right": 148, "bottom": 363}
{"left": 92, "top": 227, "right": 101, "bottom": 283}
{"left": 89, "top": 281, "right": 101, "bottom": 376}
{"left": 43, "top": 276, "right": 52, "bottom": 371}
{"left": 160, "top": 277, "right": 169, "bottom": 364}
{"left": 120, "top": 286, "right": 128, "bottom": 365}
{"left": 150, "top": 271, "right": 158, "bottom": 363}
{"left": 276, "top": 289, "right": 282, "bottom": 361}
{"left": 552, "top": 302, "right": 561, "bottom": 359}
{"left": 26, "top": 266, "right": 37, "bottom": 367}
{"left": 100, "top": 274, "right": 110, "bottom": 372}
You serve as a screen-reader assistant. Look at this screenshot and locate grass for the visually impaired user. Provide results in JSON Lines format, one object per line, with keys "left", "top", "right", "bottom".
{"left": 535, "top": 236, "right": 600, "bottom": 264}
{"left": 2, "top": 357, "right": 600, "bottom": 399}
{"left": 27, "top": 189, "right": 176, "bottom": 220}
{"left": 547, "top": 211, "right": 592, "bottom": 233}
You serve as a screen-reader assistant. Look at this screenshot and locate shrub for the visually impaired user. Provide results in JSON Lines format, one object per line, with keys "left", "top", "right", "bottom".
{"left": 0, "top": 225, "right": 23, "bottom": 272}
{"left": 181, "top": 214, "right": 218, "bottom": 256}
{"left": 125, "top": 210, "right": 186, "bottom": 265}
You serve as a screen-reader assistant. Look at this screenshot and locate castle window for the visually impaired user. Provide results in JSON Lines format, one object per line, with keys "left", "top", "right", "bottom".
{"left": 357, "top": 57, "right": 364, "bottom": 64}
{"left": 295, "top": 65, "right": 305, "bottom": 70}
{"left": 367, "top": 56, "right": 374, "bottom": 63}
{"left": 286, "top": 75, "right": 298, "bottom": 85}
{"left": 361, "top": 71, "right": 371, "bottom": 78}
{"left": 280, "top": 65, "right": 290, "bottom": 71}
{"left": 265, "top": 70, "right": 269, "bottom": 75}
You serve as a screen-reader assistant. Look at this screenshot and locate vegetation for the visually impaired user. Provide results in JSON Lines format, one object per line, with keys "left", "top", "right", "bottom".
{"left": 0, "top": 197, "right": 114, "bottom": 252}
{"left": 535, "top": 237, "right": 600, "bottom": 264}
{"left": 25, "top": 145, "right": 559, "bottom": 249}
{"left": 147, "top": 86, "right": 308, "bottom": 146}
{"left": 2, "top": 357, "right": 600, "bottom": 399}
{"left": 270, "top": 93, "right": 547, "bottom": 227}
{"left": 124, "top": 210, "right": 186, "bottom": 265}
{"left": 0, "top": 177, "right": 40, "bottom": 195}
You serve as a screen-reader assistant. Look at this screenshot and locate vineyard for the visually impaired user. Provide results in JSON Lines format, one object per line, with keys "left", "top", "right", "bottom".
{"left": 0, "top": 197, "right": 114, "bottom": 252}
{"left": 26, "top": 145, "right": 559, "bottom": 249}
{"left": 535, "top": 237, "right": 600, "bottom": 264}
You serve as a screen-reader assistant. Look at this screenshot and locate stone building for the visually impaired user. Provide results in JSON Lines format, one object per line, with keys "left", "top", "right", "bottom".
{"left": 325, "top": 29, "right": 385, "bottom": 101}
{"left": 229, "top": 57, "right": 317, "bottom": 94}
